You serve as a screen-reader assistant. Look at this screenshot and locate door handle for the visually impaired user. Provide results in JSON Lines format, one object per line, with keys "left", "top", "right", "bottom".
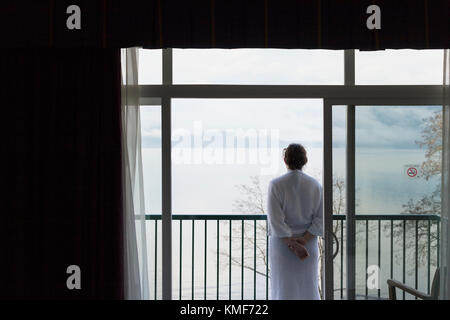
{"left": 331, "top": 231, "right": 339, "bottom": 260}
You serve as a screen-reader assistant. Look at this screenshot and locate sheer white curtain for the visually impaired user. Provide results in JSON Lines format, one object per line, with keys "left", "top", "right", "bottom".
{"left": 121, "top": 47, "right": 150, "bottom": 300}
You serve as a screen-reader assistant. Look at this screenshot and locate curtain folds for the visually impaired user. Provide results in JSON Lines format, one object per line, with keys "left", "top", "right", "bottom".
{"left": 121, "top": 48, "right": 150, "bottom": 300}
{"left": 442, "top": 49, "right": 450, "bottom": 299}
{"left": 0, "top": 49, "right": 124, "bottom": 299}
{"left": 2, "top": 1, "right": 450, "bottom": 49}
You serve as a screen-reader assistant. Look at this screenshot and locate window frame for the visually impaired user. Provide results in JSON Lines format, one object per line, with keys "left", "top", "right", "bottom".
{"left": 139, "top": 48, "right": 445, "bottom": 300}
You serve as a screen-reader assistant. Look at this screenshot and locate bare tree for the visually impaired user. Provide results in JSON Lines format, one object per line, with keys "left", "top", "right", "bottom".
{"left": 417, "top": 111, "right": 442, "bottom": 180}
{"left": 219, "top": 176, "right": 268, "bottom": 278}
{"left": 386, "top": 110, "right": 442, "bottom": 273}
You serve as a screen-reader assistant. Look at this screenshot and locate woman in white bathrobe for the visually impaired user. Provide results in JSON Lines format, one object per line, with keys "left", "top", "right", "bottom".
{"left": 267, "top": 143, "right": 324, "bottom": 300}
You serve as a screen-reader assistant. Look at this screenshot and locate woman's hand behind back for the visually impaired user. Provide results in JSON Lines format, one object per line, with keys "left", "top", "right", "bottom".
{"left": 283, "top": 237, "right": 309, "bottom": 260}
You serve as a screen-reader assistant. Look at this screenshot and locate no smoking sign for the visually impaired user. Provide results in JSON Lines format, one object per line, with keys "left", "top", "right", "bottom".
{"left": 404, "top": 164, "right": 420, "bottom": 178}
{"left": 407, "top": 167, "right": 418, "bottom": 177}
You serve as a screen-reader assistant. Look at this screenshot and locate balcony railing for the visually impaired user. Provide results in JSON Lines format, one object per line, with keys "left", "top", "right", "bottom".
{"left": 145, "top": 214, "right": 440, "bottom": 300}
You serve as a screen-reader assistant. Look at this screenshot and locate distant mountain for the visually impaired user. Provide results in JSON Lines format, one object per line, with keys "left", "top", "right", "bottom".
{"left": 142, "top": 135, "right": 420, "bottom": 150}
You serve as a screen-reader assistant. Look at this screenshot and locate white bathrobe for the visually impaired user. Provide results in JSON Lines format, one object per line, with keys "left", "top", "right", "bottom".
{"left": 266, "top": 168, "right": 324, "bottom": 300}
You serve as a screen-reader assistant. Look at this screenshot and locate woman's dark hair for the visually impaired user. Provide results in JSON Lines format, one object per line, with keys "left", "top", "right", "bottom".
{"left": 283, "top": 143, "right": 308, "bottom": 170}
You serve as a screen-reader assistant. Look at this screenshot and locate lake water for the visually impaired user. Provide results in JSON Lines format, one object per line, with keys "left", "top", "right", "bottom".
{"left": 142, "top": 147, "right": 439, "bottom": 215}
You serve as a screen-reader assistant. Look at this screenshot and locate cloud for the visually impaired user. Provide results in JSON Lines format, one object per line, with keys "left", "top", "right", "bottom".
{"left": 356, "top": 106, "right": 440, "bottom": 149}
{"left": 172, "top": 49, "right": 343, "bottom": 85}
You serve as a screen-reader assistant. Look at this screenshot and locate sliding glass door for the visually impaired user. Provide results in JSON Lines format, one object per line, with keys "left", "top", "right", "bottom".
{"left": 324, "top": 99, "right": 444, "bottom": 300}
{"left": 170, "top": 98, "right": 323, "bottom": 300}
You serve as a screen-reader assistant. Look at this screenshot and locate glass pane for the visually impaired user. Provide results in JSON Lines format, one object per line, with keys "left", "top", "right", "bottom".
{"left": 172, "top": 99, "right": 323, "bottom": 213}
{"left": 332, "top": 105, "right": 347, "bottom": 299}
{"left": 173, "top": 49, "right": 343, "bottom": 85}
{"left": 354, "top": 105, "right": 442, "bottom": 300}
{"left": 355, "top": 106, "right": 441, "bottom": 215}
{"left": 171, "top": 99, "right": 323, "bottom": 299}
{"left": 141, "top": 105, "right": 162, "bottom": 213}
{"left": 140, "top": 105, "right": 162, "bottom": 300}
{"left": 139, "top": 49, "right": 162, "bottom": 84}
{"left": 356, "top": 49, "right": 443, "bottom": 85}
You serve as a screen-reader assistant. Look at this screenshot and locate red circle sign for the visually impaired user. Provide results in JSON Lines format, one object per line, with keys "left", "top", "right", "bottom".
{"left": 407, "top": 167, "right": 418, "bottom": 177}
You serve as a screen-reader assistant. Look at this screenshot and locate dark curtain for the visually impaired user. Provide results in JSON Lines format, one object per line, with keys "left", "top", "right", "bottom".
{"left": 0, "top": 49, "right": 124, "bottom": 299}
{"left": 1, "top": 0, "right": 449, "bottom": 49}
